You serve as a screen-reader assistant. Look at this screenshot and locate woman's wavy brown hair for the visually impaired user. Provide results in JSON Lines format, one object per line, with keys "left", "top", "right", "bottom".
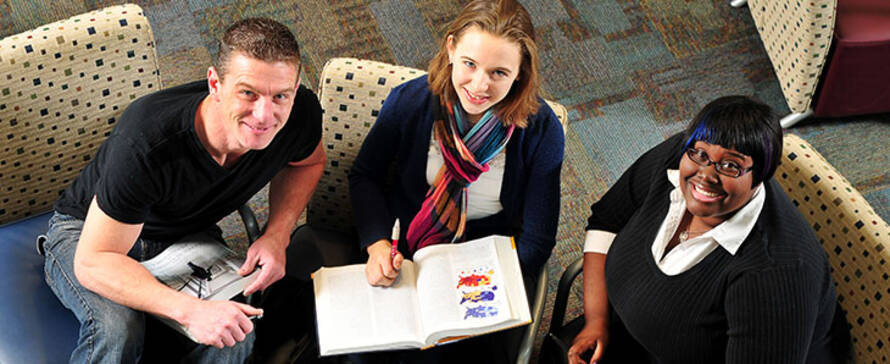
{"left": 427, "top": 0, "right": 540, "bottom": 128}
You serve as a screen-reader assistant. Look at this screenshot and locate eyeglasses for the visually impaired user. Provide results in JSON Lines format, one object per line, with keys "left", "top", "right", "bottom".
{"left": 685, "top": 148, "right": 753, "bottom": 178}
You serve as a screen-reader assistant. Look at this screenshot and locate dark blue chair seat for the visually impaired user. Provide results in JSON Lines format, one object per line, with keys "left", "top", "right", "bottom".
{"left": 0, "top": 212, "right": 78, "bottom": 363}
{"left": 0, "top": 207, "right": 264, "bottom": 363}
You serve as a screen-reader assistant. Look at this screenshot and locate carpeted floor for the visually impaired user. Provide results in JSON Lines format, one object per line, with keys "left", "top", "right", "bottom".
{"left": 4, "top": 0, "right": 888, "bottom": 360}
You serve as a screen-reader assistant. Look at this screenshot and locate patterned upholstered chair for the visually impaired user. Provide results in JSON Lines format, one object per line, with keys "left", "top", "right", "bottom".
{"left": 739, "top": 0, "right": 890, "bottom": 127}
{"left": 0, "top": 5, "right": 161, "bottom": 363}
{"left": 776, "top": 134, "right": 890, "bottom": 364}
{"left": 294, "top": 57, "right": 568, "bottom": 364}
{"left": 542, "top": 133, "right": 888, "bottom": 364}
{"left": 741, "top": 0, "right": 837, "bottom": 127}
{"left": 0, "top": 5, "right": 264, "bottom": 363}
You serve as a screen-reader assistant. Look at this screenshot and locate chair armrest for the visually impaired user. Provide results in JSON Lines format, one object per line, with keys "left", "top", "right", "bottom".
{"left": 544, "top": 332, "right": 572, "bottom": 364}
{"left": 238, "top": 205, "right": 261, "bottom": 244}
{"left": 285, "top": 224, "right": 361, "bottom": 281}
{"left": 516, "top": 266, "right": 549, "bottom": 364}
{"left": 548, "top": 257, "right": 584, "bottom": 336}
{"left": 235, "top": 204, "right": 261, "bottom": 307}
{"left": 538, "top": 258, "right": 584, "bottom": 364}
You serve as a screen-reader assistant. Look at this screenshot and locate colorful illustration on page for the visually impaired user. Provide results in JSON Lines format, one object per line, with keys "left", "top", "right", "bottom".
{"left": 457, "top": 267, "right": 499, "bottom": 320}
{"left": 464, "top": 305, "right": 498, "bottom": 319}
{"left": 460, "top": 288, "right": 497, "bottom": 304}
{"left": 456, "top": 269, "right": 493, "bottom": 288}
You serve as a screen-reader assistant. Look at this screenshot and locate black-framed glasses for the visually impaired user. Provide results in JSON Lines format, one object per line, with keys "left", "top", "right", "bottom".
{"left": 685, "top": 148, "right": 753, "bottom": 178}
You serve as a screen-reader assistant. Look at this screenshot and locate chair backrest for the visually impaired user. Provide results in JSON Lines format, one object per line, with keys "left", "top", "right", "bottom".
{"left": 747, "top": 0, "right": 837, "bottom": 113}
{"left": 0, "top": 4, "right": 162, "bottom": 225}
{"left": 311, "top": 57, "right": 568, "bottom": 232}
{"left": 775, "top": 133, "right": 890, "bottom": 363}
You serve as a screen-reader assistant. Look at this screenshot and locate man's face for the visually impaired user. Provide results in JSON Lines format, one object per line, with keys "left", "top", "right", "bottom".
{"left": 208, "top": 52, "right": 300, "bottom": 152}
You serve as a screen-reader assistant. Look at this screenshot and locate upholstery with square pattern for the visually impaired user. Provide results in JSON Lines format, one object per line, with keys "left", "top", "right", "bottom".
{"left": 776, "top": 133, "right": 890, "bottom": 364}
{"left": 747, "top": 0, "right": 837, "bottom": 114}
{"left": 0, "top": 4, "right": 161, "bottom": 225}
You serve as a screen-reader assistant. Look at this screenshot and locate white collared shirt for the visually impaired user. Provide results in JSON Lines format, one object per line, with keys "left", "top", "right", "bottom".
{"left": 583, "top": 169, "right": 765, "bottom": 275}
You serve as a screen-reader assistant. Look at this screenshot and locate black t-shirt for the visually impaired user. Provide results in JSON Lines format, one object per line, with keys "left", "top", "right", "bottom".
{"left": 55, "top": 80, "right": 322, "bottom": 241}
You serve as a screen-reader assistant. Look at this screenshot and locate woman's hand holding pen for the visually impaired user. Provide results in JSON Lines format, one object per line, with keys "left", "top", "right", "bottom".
{"left": 365, "top": 239, "right": 403, "bottom": 286}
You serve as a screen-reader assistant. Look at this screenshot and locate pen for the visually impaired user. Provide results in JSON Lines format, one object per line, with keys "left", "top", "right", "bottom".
{"left": 390, "top": 219, "right": 400, "bottom": 261}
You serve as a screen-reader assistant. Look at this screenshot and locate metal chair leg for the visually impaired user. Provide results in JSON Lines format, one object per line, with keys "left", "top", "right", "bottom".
{"left": 780, "top": 109, "right": 814, "bottom": 128}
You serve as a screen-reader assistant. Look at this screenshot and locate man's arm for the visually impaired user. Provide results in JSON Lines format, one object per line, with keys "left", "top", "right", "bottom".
{"left": 239, "top": 140, "right": 326, "bottom": 295}
{"left": 74, "top": 197, "right": 262, "bottom": 348}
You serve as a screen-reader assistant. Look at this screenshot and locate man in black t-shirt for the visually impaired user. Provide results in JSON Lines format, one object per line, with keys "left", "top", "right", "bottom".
{"left": 43, "top": 18, "right": 324, "bottom": 363}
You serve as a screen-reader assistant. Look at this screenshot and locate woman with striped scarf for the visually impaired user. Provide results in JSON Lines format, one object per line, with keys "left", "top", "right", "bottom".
{"left": 348, "top": 0, "right": 564, "bottom": 362}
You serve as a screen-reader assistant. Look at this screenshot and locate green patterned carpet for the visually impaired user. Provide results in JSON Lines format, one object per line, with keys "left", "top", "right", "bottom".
{"left": 4, "top": 0, "right": 888, "bottom": 358}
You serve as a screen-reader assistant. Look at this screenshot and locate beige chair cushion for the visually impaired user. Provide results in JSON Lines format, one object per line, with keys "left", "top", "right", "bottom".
{"left": 312, "top": 57, "right": 567, "bottom": 231}
{"left": 0, "top": 4, "right": 161, "bottom": 225}
{"left": 776, "top": 133, "right": 890, "bottom": 363}
{"left": 747, "top": 0, "right": 837, "bottom": 113}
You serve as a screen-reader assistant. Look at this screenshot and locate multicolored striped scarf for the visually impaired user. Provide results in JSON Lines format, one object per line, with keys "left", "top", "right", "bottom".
{"left": 405, "top": 98, "right": 515, "bottom": 253}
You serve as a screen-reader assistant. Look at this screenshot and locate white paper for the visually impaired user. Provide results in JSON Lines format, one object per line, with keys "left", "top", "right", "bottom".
{"left": 140, "top": 241, "right": 258, "bottom": 301}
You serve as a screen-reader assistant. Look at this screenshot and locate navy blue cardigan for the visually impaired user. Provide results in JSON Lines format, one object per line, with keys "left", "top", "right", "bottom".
{"left": 348, "top": 76, "right": 564, "bottom": 274}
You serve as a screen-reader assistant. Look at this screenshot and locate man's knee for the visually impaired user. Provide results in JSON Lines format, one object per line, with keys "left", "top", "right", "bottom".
{"left": 86, "top": 305, "right": 146, "bottom": 347}
{"left": 184, "top": 331, "right": 255, "bottom": 364}
{"left": 72, "top": 305, "right": 146, "bottom": 363}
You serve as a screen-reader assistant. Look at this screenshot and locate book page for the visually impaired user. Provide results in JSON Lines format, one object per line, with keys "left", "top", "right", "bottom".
{"left": 413, "top": 236, "right": 514, "bottom": 340}
{"left": 313, "top": 261, "right": 425, "bottom": 355}
{"left": 140, "top": 241, "right": 258, "bottom": 301}
{"left": 494, "top": 236, "right": 531, "bottom": 324}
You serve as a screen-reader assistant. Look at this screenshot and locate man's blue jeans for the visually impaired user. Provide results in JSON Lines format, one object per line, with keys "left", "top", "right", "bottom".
{"left": 43, "top": 212, "right": 254, "bottom": 364}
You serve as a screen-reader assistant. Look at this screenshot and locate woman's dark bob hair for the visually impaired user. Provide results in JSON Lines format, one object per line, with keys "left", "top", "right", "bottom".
{"left": 681, "top": 95, "right": 782, "bottom": 187}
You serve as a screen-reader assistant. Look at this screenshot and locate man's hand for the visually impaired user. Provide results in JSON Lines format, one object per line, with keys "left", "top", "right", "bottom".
{"left": 364, "top": 239, "right": 403, "bottom": 286}
{"left": 238, "top": 234, "right": 287, "bottom": 296}
{"left": 182, "top": 299, "right": 263, "bottom": 348}
{"left": 239, "top": 140, "right": 325, "bottom": 295}
{"left": 567, "top": 320, "right": 608, "bottom": 364}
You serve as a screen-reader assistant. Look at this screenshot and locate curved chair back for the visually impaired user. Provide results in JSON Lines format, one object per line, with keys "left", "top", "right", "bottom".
{"left": 747, "top": 0, "right": 837, "bottom": 114}
{"left": 0, "top": 4, "right": 162, "bottom": 225}
{"left": 776, "top": 133, "right": 890, "bottom": 363}
{"left": 311, "top": 58, "right": 426, "bottom": 231}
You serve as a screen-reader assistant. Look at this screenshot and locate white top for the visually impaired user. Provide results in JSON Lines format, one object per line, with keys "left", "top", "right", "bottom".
{"left": 583, "top": 169, "right": 765, "bottom": 275}
{"left": 426, "top": 134, "right": 505, "bottom": 220}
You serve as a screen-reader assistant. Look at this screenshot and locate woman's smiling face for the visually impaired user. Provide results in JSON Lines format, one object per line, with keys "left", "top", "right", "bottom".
{"left": 446, "top": 27, "right": 522, "bottom": 123}
{"left": 680, "top": 141, "right": 758, "bottom": 226}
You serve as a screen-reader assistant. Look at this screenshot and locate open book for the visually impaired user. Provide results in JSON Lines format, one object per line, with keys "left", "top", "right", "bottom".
{"left": 312, "top": 235, "right": 531, "bottom": 356}
{"left": 140, "top": 241, "right": 259, "bottom": 341}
